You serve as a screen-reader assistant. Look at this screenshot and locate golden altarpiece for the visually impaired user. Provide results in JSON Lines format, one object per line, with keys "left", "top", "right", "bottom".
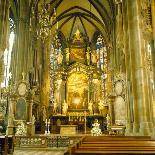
{"left": 3, "top": 28, "right": 127, "bottom": 135}
{"left": 47, "top": 29, "right": 109, "bottom": 134}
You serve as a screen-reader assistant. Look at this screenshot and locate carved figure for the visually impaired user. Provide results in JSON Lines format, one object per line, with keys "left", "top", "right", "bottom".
{"left": 106, "top": 114, "right": 111, "bottom": 129}
{"left": 88, "top": 100, "right": 93, "bottom": 115}
{"left": 42, "top": 106, "right": 47, "bottom": 122}
{"left": 91, "top": 51, "right": 97, "bottom": 64}
{"left": 57, "top": 52, "right": 63, "bottom": 65}
{"left": 62, "top": 100, "right": 68, "bottom": 114}
{"left": 86, "top": 51, "right": 90, "bottom": 65}
{"left": 53, "top": 99, "right": 57, "bottom": 114}
{"left": 31, "top": 115, "right": 36, "bottom": 125}
{"left": 98, "top": 100, "right": 104, "bottom": 115}
{"left": 66, "top": 48, "right": 70, "bottom": 63}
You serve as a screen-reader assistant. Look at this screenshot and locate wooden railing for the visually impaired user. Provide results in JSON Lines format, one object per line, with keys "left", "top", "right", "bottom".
{"left": 15, "top": 135, "right": 82, "bottom": 148}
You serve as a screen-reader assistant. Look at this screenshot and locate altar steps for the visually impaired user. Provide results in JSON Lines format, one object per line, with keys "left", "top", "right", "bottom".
{"left": 65, "top": 136, "right": 155, "bottom": 155}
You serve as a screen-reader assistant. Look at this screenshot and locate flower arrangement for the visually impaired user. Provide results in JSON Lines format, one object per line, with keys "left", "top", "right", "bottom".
{"left": 91, "top": 119, "right": 102, "bottom": 136}
{"left": 15, "top": 121, "right": 27, "bottom": 136}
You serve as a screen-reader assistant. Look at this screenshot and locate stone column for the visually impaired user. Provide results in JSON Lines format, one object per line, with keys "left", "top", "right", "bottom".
{"left": 60, "top": 75, "right": 67, "bottom": 112}
{"left": 7, "top": 96, "right": 16, "bottom": 135}
{"left": 115, "top": 1, "right": 124, "bottom": 72}
{"left": 0, "top": 0, "right": 9, "bottom": 53}
{"left": 127, "top": 0, "right": 153, "bottom": 135}
{"left": 12, "top": 0, "right": 30, "bottom": 82}
{"left": 0, "top": 0, "right": 9, "bottom": 84}
{"left": 151, "top": 0, "right": 155, "bottom": 87}
{"left": 40, "top": 39, "right": 50, "bottom": 108}
{"left": 122, "top": 0, "right": 133, "bottom": 135}
{"left": 152, "top": 0, "right": 155, "bottom": 47}
{"left": 28, "top": 100, "right": 33, "bottom": 122}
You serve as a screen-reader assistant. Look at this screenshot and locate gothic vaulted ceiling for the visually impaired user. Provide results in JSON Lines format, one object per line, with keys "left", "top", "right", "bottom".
{"left": 10, "top": 0, "right": 115, "bottom": 43}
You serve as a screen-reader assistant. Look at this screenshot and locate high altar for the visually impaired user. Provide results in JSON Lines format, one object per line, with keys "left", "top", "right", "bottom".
{"left": 3, "top": 28, "right": 111, "bottom": 136}
{"left": 47, "top": 29, "right": 109, "bottom": 134}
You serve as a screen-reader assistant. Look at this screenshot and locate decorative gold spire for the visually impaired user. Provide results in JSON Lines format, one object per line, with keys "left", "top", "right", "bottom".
{"left": 73, "top": 29, "right": 83, "bottom": 42}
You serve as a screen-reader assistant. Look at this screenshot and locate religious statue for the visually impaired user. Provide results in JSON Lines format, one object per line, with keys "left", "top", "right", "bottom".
{"left": 86, "top": 50, "right": 90, "bottom": 65}
{"left": 31, "top": 115, "right": 36, "bottom": 125}
{"left": 91, "top": 51, "right": 97, "bottom": 64}
{"left": 98, "top": 100, "right": 104, "bottom": 115}
{"left": 91, "top": 119, "right": 102, "bottom": 136}
{"left": 42, "top": 106, "right": 47, "bottom": 122}
{"left": 74, "top": 29, "right": 83, "bottom": 41}
{"left": 57, "top": 52, "right": 63, "bottom": 65}
{"left": 106, "top": 114, "right": 111, "bottom": 129}
{"left": 65, "top": 48, "right": 70, "bottom": 64}
{"left": 53, "top": 99, "right": 57, "bottom": 114}
{"left": 62, "top": 100, "right": 68, "bottom": 114}
{"left": 88, "top": 100, "right": 93, "bottom": 115}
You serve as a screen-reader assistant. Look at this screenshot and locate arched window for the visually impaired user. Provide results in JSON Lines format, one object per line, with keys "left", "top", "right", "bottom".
{"left": 95, "top": 34, "right": 107, "bottom": 72}
{"left": 1, "top": 18, "right": 15, "bottom": 87}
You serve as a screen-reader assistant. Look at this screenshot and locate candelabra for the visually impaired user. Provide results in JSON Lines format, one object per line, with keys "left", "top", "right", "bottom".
{"left": 45, "top": 119, "right": 50, "bottom": 135}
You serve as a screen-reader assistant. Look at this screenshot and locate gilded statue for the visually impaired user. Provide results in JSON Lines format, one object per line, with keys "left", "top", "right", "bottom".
{"left": 62, "top": 100, "right": 68, "bottom": 114}
{"left": 74, "top": 29, "right": 82, "bottom": 41}
{"left": 57, "top": 52, "right": 63, "bottom": 65}
{"left": 91, "top": 51, "right": 97, "bottom": 64}
{"left": 88, "top": 100, "right": 93, "bottom": 115}
{"left": 65, "top": 48, "right": 70, "bottom": 63}
{"left": 53, "top": 99, "right": 57, "bottom": 114}
{"left": 98, "top": 100, "right": 104, "bottom": 115}
{"left": 86, "top": 49, "right": 90, "bottom": 65}
{"left": 42, "top": 106, "right": 47, "bottom": 122}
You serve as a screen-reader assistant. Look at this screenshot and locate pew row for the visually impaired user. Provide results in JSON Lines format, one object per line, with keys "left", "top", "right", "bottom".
{"left": 65, "top": 136, "right": 155, "bottom": 155}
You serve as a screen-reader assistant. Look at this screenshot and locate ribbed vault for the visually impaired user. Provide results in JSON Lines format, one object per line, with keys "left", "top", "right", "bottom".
{"left": 10, "top": 0, "right": 115, "bottom": 45}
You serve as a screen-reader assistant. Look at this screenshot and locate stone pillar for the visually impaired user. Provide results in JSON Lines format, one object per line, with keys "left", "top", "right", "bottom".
{"left": 0, "top": 0, "right": 9, "bottom": 53}
{"left": 7, "top": 96, "right": 16, "bottom": 135}
{"left": 28, "top": 100, "right": 33, "bottom": 122}
{"left": 60, "top": 75, "right": 67, "bottom": 110}
{"left": 12, "top": 0, "right": 30, "bottom": 82}
{"left": 40, "top": 39, "right": 50, "bottom": 108}
{"left": 151, "top": 0, "right": 155, "bottom": 87}
{"left": 115, "top": 1, "right": 124, "bottom": 72}
{"left": 0, "top": 0, "right": 9, "bottom": 84}
{"left": 122, "top": 0, "right": 133, "bottom": 135}
{"left": 127, "top": 0, "right": 153, "bottom": 135}
{"left": 152, "top": 0, "right": 155, "bottom": 47}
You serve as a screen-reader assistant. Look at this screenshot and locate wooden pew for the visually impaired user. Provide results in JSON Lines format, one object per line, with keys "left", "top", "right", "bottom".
{"left": 0, "top": 135, "right": 8, "bottom": 155}
{"left": 8, "top": 135, "right": 14, "bottom": 154}
{"left": 0, "top": 135, "right": 14, "bottom": 155}
{"left": 65, "top": 136, "right": 155, "bottom": 155}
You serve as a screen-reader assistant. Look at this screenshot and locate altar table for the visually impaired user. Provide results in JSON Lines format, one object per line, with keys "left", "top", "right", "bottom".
{"left": 59, "top": 125, "right": 77, "bottom": 135}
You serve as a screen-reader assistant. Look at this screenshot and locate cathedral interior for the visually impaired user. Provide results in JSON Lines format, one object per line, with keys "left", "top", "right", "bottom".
{"left": 0, "top": 0, "right": 155, "bottom": 154}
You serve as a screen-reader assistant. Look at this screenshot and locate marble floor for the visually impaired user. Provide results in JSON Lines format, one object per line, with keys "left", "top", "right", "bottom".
{"left": 13, "top": 148, "right": 66, "bottom": 155}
